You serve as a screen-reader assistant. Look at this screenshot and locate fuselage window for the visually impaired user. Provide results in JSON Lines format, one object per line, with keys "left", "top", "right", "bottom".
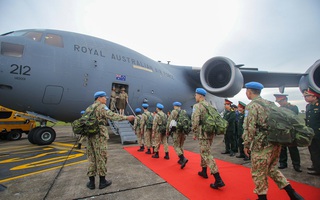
{"left": 23, "top": 31, "right": 43, "bottom": 42}
{"left": 1, "top": 42, "right": 24, "bottom": 57}
{"left": 45, "top": 33, "right": 64, "bottom": 48}
{"left": 0, "top": 111, "right": 12, "bottom": 119}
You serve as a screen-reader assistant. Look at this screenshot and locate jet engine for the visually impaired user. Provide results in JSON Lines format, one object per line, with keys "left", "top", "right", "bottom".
{"left": 200, "top": 56, "right": 243, "bottom": 97}
{"left": 299, "top": 59, "right": 320, "bottom": 93}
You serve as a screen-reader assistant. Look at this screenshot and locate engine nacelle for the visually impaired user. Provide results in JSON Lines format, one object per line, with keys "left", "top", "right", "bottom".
{"left": 299, "top": 59, "right": 320, "bottom": 93}
{"left": 200, "top": 56, "right": 243, "bottom": 97}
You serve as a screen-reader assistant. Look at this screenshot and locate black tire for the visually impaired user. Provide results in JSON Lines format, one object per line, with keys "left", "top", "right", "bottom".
{"left": 6, "top": 130, "right": 22, "bottom": 141}
{"left": 28, "top": 127, "right": 40, "bottom": 144}
{"left": 33, "top": 127, "right": 56, "bottom": 145}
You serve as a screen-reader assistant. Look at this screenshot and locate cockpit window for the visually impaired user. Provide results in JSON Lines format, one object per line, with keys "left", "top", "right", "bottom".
{"left": 1, "top": 42, "right": 24, "bottom": 57}
{"left": 24, "top": 31, "right": 43, "bottom": 42}
{"left": 45, "top": 33, "right": 63, "bottom": 48}
{"left": 1, "top": 31, "right": 26, "bottom": 37}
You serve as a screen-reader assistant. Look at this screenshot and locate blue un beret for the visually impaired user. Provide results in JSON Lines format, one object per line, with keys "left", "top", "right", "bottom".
{"left": 135, "top": 108, "right": 142, "bottom": 113}
{"left": 142, "top": 103, "right": 149, "bottom": 108}
{"left": 80, "top": 110, "right": 85, "bottom": 114}
{"left": 245, "top": 82, "right": 264, "bottom": 90}
{"left": 94, "top": 91, "right": 107, "bottom": 99}
{"left": 196, "top": 88, "right": 207, "bottom": 96}
{"left": 173, "top": 101, "right": 182, "bottom": 106}
{"left": 156, "top": 103, "right": 164, "bottom": 109}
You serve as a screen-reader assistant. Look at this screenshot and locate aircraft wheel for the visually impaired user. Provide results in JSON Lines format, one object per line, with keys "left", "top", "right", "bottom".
{"left": 33, "top": 127, "right": 56, "bottom": 145}
{"left": 7, "top": 130, "right": 22, "bottom": 141}
{"left": 28, "top": 127, "right": 40, "bottom": 144}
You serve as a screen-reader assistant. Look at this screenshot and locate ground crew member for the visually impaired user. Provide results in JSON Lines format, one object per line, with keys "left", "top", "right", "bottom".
{"left": 221, "top": 99, "right": 237, "bottom": 156}
{"left": 303, "top": 86, "right": 320, "bottom": 176}
{"left": 192, "top": 88, "right": 225, "bottom": 190}
{"left": 86, "top": 91, "right": 134, "bottom": 190}
{"left": 134, "top": 108, "right": 144, "bottom": 152}
{"left": 274, "top": 94, "right": 302, "bottom": 172}
{"left": 166, "top": 101, "right": 188, "bottom": 169}
{"left": 152, "top": 103, "right": 169, "bottom": 159}
{"left": 243, "top": 82, "right": 303, "bottom": 200}
{"left": 140, "top": 104, "right": 153, "bottom": 154}
{"left": 235, "top": 101, "right": 249, "bottom": 160}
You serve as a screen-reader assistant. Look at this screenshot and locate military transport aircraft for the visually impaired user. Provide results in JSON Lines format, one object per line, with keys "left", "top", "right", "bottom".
{"left": 0, "top": 29, "right": 319, "bottom": 145}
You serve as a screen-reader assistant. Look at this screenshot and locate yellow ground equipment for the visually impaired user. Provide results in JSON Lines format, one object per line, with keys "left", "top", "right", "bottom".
{"left": 0, "top": 106, "right": 36, "bottom": 141}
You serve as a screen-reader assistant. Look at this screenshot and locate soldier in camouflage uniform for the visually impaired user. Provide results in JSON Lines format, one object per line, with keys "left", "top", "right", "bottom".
{"left": 303, "top": 86, "right": 320, "bottom": 176}
{"left": 86, "top": 91, "right": 134, "bottom": 190}
{"left": 140, "top": 104, "right": 153, "bottom": 154}
{"left": 166, "top": 101, "right": 188, "bottom": 169}
{"left": 192, "top": 88, "right": 225, "bottom": 190}
{"left": 274, "top": 94, "right": 302, "bottom": 172}
{"left": 109, "top": 86, "right": 117, "bottom": 112}
{"left": 242, "top": 82, "right": 303, "bottom": 200}
{"left": 134, "top": 108, "right": 144, "bottom": 152}
{"left": 152, "top": 103, "right": 169, "bottom": 159}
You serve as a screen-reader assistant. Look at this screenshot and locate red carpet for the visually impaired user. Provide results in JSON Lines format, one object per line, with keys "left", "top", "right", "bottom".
{"left": 124, "top": 146, "right": 320, "bottom": 200}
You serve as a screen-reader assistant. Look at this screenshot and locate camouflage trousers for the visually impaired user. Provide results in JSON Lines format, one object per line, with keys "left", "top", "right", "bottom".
{"left": 86, "top": 134, "right": 108, "bottom": 177}
{"left": 136, "top": 130, "right": 144, "bottom": 146}
{"left": 154, "top": 132, "right": 168, "bottom": 153}
{"left": 78, "top": 135, "right": 87, "bottom": 144}
{"left": 199, "top": 138, "right": 218, "bottom": 174}
{"left": 144, "top": 129, "right": 153, "bottom": 148}
{"left": 251, "top": 145, "right": 289, "bottom": 195}
{"left": 172, "top": 131, "right": 186, "bottom": 156}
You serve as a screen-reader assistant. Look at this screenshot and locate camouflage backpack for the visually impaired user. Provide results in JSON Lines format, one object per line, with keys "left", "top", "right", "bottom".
{"left": 157, "top": 113, "right": 167, "bottom": 135}
{"left": 71, "top": 105, "right": 100, "bottom": 137}
{"left": 201, "top": 102, "right": 228, "bottom": 135}
{"left": 145, "top": 112, "right": 153, "bottom": 129}
{"left": 256, "top": 101, "right": 314, "bottom": 147}
{"left": 176, "top": 109, "right": 191, "bottom": 134}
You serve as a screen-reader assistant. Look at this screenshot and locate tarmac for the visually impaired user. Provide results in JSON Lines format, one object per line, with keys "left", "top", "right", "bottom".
{"left": 0, "top": 125, "right": 319, "bottom": 200}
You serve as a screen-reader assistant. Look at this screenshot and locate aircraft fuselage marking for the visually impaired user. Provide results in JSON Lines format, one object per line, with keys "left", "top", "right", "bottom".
{"left": 74, "top": 44, "right": 105, "bottom": 57}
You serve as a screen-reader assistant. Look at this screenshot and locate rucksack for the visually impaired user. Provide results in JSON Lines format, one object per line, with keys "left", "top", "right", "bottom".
{"left": 255, "top": 100, "right": 314, "bottom": 147}
{"left": 176, "top": 109, "right": 191, "bottom": 134}
{"left": 157, "top": 113, "right": 167, "bottom": 135}
{"left": 71, "top": 105, "right": 100, "bottom": 137}
{"left": 201, "top": 102, "right": 228, "bottom": 135}
{"left": 145, "top": 112, "right": 153, "bottom": 129}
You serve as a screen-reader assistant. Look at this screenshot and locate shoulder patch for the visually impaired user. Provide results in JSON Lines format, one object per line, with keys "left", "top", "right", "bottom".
{"left": 245, "top": 110, "right": 249, "bottom": 117}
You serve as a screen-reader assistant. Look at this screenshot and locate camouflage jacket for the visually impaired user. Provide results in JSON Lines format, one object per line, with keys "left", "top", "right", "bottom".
{"left": 90, "top": 101, "right": 127, "bottom": 139}
{"left": 152, "top": 110, "right": 167, "bottom": 134}
{"left": 133, "top": 114, "right": 142, "bottom": 132}
{"left": 140, "top": 110, "right": 152, "bottom": 132}
{"left": 192, "top": 99, "right": 213, "bottom": 139}
{"left": 166, "top": 108, "right": 180, "bottom": 132}
{"left": 243, "top": 96, "right": 279, "bottom": 151}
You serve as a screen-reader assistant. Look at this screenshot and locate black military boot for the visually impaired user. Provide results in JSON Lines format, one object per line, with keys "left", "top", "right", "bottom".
{"left": 164, "top": 152, "right": 169, "bottom": 160}
{"left": 152, "top": 146, "right": 155, "bottom": 154}
{"left": 180, "top": 156, "right": 188, "bottom": 169}
{"left": 210, "top": 172, "right": 225, "bottom": 189}
{"left": 99, "top": 176, "right": 112, "bottom": 189}
{"left": 137, "top": 145, "right": 144, "bottom": 152}
{"left": 198, "top": 167, "right": 208, "bottom": 179}
{"left": 77, "top": 143, "right": 82, "bottom": 149}
{"left": 284, "top": 184, "right": 304, "bottom": 200}
{"left": 145, "top": 148, "right": 151, "bottom": 154}
{"left": 257, "top": 194, "right": 267, "bottom": 200}
{"left": 86, "top": 176, "right": 95, "bottom": 190}
{"left": 152, "top": 152, "right": 159, "bottom": 158}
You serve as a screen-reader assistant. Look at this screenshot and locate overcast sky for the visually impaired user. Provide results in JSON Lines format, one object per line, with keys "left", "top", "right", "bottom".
{"left": 1, "top": 0, "right": 319, "bottom": 111}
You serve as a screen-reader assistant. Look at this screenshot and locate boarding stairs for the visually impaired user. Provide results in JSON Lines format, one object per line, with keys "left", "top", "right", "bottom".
{"left": 108, "top": 119, "right": 137, "bottom": 144}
